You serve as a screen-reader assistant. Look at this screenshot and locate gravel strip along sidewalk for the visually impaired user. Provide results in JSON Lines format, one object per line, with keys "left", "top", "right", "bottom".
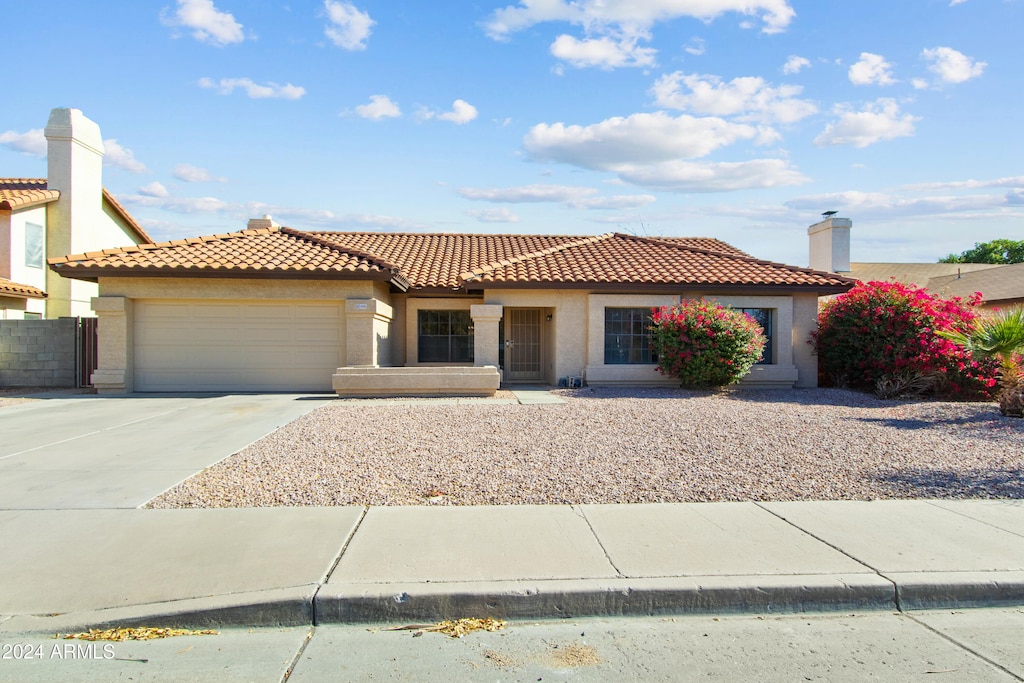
{"left": 148, "top": 387, "right": 1024, "bottom": 508}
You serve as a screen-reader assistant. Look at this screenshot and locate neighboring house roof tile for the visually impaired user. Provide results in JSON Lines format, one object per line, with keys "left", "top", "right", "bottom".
{"left": 49, "top": 227, "right": 856, "bottom": 292}
{"left": 849, "top": 262, "right": 999, "bottom": 289}
{"left": 0, "top": 178, "right": 60, "bottom": 210}
{"left": 0, "top": 277, "right": 46, "bottom": 299}
{"left": 0, "top": 178, "right": 153, "bottom": 244}
{"left": 849, "top": 261, "right": 1023, "bottom": 305}
{"left": 927, "top": 261, "right": 1024, "bottom": 304}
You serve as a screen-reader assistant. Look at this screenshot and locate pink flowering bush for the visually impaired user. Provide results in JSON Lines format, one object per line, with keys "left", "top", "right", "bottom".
{"left": 650, "top": 300, "right": 767, "bottom": 389}
{"left": 811, "top": 281, "right": 999, "bottom": 398}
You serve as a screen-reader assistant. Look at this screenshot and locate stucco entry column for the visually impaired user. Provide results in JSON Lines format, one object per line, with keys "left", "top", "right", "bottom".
{"left": 90, "top": 296, "right": 133, "bottom": 393}
{"left": 471, "top": 304, "right": 503, "bottom": 368}
{"left": 345, "top": 299, "right": 393, "bottom": 367}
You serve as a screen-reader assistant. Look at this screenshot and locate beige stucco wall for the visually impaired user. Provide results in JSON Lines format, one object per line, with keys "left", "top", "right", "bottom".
{"left": 584, "top": 293, "right": 679, "bottom": 385}
{"left": 92, "top": 276, "right": 395, "bottom": 392}
{"left": 791, "top": 292, "right": 820, "bottom": 388}
{"left": 480, "top": 289, "right": 589, "bottom": 382}
{"left": 403, "top": 297, "right": 484, "bottom": 365}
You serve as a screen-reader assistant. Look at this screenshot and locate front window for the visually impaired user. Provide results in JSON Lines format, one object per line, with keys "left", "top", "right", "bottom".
{"left": 741, "top": 308, "right": 773, "bottom": 364}
{"left": 604, "top": 308, "right": 656, "bottom": 364}
{"left": 24, "top": 223, "right": 44, "bottom": 269}
{"left": 418, "top": 310, "right": 474, "bottom": 363}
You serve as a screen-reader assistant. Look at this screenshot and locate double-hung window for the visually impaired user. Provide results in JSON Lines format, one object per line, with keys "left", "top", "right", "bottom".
{"left": 604, "top": 308, "right": 655, "bottom": 364}
{"left": 417, "top": 310, "right": 474, "bottom": 363}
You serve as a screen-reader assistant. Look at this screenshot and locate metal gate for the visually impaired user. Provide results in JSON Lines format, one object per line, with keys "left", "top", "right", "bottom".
{"left": 76, "top": 317, "right": 98, "bottom": 387}
{"left": 503, "top": 308, "right": 543, "bottom": 382}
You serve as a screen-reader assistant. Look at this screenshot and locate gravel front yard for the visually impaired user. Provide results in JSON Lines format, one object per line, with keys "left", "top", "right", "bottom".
{"left": 147, "top": 387, "right": 1024, "bottom": 508}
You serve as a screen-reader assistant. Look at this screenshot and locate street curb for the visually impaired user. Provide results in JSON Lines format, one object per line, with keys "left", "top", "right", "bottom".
{"left": 892, "top": 571, "right": 1024, "bottom": 611}
{"left": 0, "top": 586, "right": 316, "bottom": 635}
{"left": 315, "top": 575, "right": 898, "bottom": 624}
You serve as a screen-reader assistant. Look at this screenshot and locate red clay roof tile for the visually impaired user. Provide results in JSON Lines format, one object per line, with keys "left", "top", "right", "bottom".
{"left": 0, "top": 277, "right": 46, "bottom": 299}
{"left": 49, "top": 227, "right": 856, "bottom": 292}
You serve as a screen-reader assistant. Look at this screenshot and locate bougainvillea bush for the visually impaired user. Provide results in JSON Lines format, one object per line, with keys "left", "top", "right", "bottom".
{"left": 811, "top": 280, "right": 999, "bottom": 398}
{"left": 650, "top": 300, "right": 766, "bottom": 389}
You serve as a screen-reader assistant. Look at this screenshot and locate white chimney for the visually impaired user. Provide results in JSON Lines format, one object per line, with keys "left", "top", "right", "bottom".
{"left": 44, "top": 108, "right": 105, "bottom": 257}
{"left": 43, "top": 108, "right": 106, "bottom": 317}
{"left": 247, "top": 214, "right": 280, "bottom": 230}
{"left": 808, "top": 215, "right": 852, "bottom": 273}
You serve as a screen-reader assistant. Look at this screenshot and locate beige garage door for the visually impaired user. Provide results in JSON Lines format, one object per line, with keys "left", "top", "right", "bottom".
{"left": 134, "top": 300, "right": 344, "bottom": 392}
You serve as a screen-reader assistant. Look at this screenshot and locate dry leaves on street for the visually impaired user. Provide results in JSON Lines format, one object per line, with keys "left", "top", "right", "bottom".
{"left": 385, "top": 618, "right": 506, "bottom": 638}
{"left": 57, "top": 627, "right": 219, "bottom": 641}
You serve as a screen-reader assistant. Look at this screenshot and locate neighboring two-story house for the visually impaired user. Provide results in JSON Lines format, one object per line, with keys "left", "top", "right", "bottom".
{"left": 0, "top": 108, "right": 151, "bottom": 319}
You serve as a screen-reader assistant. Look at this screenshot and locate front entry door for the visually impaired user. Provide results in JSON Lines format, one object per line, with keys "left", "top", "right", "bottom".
{"left": 504, "top": 308, "right": 543, "bottom": 382}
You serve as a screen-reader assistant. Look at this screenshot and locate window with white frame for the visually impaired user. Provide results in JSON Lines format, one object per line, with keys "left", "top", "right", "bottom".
{"left": 24, "top": 223, "right": 44, "bottom": 269}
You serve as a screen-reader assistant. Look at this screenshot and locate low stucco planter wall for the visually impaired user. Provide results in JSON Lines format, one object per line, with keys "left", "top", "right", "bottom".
{"left": 333, "top": 366, "right": 501, "bottom": 398}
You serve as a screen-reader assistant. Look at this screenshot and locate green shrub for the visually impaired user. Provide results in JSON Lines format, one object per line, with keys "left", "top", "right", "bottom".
{"left": 650, "top": 300, "right": 767, "bottom": 389}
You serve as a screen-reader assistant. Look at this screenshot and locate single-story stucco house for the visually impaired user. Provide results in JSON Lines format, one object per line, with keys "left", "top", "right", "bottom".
{"left": 48, "top": 216, "right": 856, "bottom": 395}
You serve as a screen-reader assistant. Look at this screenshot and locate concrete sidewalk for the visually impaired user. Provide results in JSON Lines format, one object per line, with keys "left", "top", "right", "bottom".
{"left": 2, "top": 500, "right": 1022, "bottom": 634}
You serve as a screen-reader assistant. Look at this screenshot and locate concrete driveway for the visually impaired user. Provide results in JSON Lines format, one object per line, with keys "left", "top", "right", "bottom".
{"left": 0, "top": 393, "right": 332, "bottom": 509}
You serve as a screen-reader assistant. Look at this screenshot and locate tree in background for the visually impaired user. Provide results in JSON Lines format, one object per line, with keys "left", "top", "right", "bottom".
{"left": 939, "top": 239, "right": 1024, "bottom": 264}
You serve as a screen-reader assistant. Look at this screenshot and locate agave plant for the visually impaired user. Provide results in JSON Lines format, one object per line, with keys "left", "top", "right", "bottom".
{"left": 938, "top": 307, "right": 1024, "bottom": 417}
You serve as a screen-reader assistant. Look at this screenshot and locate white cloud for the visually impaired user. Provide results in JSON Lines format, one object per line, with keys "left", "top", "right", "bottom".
{"left": 814, "top": 99, "right": 919, "bottom": 148}
{"left": 459, "top": 184, "right": 657, "bottom": 209}
{"left": 173, "top": 163, "right": 226, "bottom": 182}
{"left": 684, "top": 37, "right": 706, "bottom": 56}
{"left": 949, "top": 0, "right": 967, "bottom": 5}
{"left": 323, "top": 1, "right": 374, "bottom": 50}
{"left": 459, "top": 184, "right": 596, "bottom": 203}
{"left": 571, "top": 194, "right": 657, "bottom": 209}
{"left": 786, "top": 190, "right": 1008, "bottom": 219}
{"left": 912, "top": 78, "right": 930, "bottom": 90}
{"left": 611, "top": 158, "right": 808, "bottom": 192}
{"left": 0, "top": 128, "right": 46, "bottom": 157}
{"left": 848, "top": 52, "right": 896, "bottom": 86}
{"left": 198, "top": 77, "right": 306, "bottom": 99}
{"left": 103, "top": 139, "right": 147, "bottom": 174}
{"left": 525, "top": 111, "right": 760, "bottom": 169}
{"left": 160, "top": 0, "right": 244, "bottom": 47}
{"left": 782, "top": 55, "right": 810, "bottom": 74}
{"left": 355, "top": 95, "right": 401, "bottom": 120}
{"left": 550, "top": 32, "right": 657, "bottom": 69}
{"left": 651, "top": 72, "right": 817, "bottom": 124}
{"left": 922, "top": 46, "right": 986, "bottom": 84}
{"left": 466, "top": 208, "right": 521, "bottom": 223}
{"left": 484, "top": 0, "right": 796, "bottom": 39}
{"left": 1, "top": 127, "right": 147, "bottom": 172}
{"left": 422, "top": 99, "right": 479, "bottom": 124}
{"left": 902, "top": 176, "right": 1024, "bottom": 191}
{"left": 138, "top": 182, "right": 169, "bottom": 198}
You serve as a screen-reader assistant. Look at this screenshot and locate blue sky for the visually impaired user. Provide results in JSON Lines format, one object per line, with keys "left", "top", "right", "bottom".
{"left": 1, "top": 0, "right": 1020, "bottom": 267}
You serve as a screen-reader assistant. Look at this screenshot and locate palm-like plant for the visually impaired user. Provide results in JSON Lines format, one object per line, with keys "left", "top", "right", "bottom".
{"left": 938, "top": 307, "right": 1024, "bottom": 416}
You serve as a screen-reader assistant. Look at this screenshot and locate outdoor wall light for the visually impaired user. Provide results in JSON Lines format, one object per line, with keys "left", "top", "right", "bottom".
{"left": 546, "top": 314, "right": 553, "bottom": 321}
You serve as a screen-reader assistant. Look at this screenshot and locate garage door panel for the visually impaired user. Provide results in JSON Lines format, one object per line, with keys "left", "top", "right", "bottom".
{"left": 133, "top": 300, "right": 346, "bottom": 392}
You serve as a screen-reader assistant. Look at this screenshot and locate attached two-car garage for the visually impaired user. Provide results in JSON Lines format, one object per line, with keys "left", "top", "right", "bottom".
{"left": 133, "top": 300, "right": 344, "bottom": 392}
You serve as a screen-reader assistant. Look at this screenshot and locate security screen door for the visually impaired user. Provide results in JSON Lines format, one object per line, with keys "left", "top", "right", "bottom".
{"left": 503, "top": 308, "right": 543, "bottom": 382}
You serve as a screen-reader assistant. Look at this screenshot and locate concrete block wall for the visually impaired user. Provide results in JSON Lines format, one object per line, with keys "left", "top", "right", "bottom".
{"left": 0, "top": 318, "right": 78, "bottom": 387}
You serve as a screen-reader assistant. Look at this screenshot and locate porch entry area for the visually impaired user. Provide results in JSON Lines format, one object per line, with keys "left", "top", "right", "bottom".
{"left": 502, "top": 307, "right": 546, "bottom": 383}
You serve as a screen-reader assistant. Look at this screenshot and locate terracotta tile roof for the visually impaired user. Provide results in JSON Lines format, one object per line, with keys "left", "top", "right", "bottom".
{"left": 0, "top": 178, "right": 59, "bottom": 210}
{"left": 461, "top": 233, "right": 855, "bottom": 289}
{"left": 48, "top": 227, "right": 408, "bottom": 286}
{"left": 0, "top": 178, "right": 152, "bottom": 243}
{"left": 49, "top": 227, "right": 855, "bottom": 292}
{"left": 0, "top": 277, "right": 46, "bottom": 299}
